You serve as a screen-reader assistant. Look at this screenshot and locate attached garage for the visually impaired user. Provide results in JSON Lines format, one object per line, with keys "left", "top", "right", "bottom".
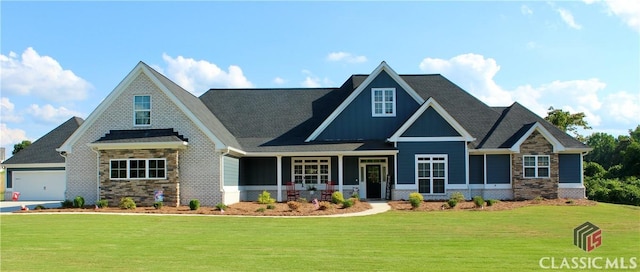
{"left": 12, "top": 171, "right": 66, "bottom": 200}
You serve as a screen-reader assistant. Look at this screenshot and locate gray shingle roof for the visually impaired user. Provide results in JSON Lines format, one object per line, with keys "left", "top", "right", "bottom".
{"left": 2, "top": 117, "right": 83, "bottom": 165}
{"left": 94, "top": 129, "right": 188, "bottom": 144}
{"left": 142, "top": 62, "right": 241, "bottom": 149}
{"left": 200, "top": 73, "right": 585, "bottom": 152}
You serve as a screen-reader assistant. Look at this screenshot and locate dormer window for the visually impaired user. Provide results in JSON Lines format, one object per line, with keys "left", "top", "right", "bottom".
{"left": 372, "top": 88, "right": 396, "bottom": 117}
{"left": 134, "top": 95, "right": 151, "bottom": 126}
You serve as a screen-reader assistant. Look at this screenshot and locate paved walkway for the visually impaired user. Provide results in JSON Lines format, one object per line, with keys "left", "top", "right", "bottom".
{"left": 1, "top": 200, "right": 391, "bottom": 217}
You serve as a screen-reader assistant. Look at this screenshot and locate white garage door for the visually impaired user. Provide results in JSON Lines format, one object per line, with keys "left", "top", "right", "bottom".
{"left": 13, "top": 171, "right": 66, "bottom": 201}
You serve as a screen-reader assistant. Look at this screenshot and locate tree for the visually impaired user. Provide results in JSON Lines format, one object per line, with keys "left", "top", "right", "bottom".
{"left": 585, "top": 132, "right": 618, "bottom": 169}
{"left": 12, "top": 140, "right": 32, "bottom": 155}
{"left": 544, "top": 106, "right": 591, "bottom": 141}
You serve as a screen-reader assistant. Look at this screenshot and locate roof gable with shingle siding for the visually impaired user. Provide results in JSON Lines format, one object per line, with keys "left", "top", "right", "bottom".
{"left": 2, "top": 117, "right": 83, "bottom": 165}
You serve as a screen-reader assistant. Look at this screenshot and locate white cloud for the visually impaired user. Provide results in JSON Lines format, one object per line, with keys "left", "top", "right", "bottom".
{"left": 0, "top": 123, "right": 28, "bottom": 146}
{"left": 26, "top": 104, "right": 83, "bottom": 124}
{"left": 603, "top": 91, "right": 640, "bottom": 124}
{"left": 419, "top": 53, "right": 513, "bottom": 106}
{"left": 300, "top": 70, "right": 332, "bottom": 88}
{"left": 521, "top": 5, "right": 533, "bottom": 15}
{"left": 557, "top": 8, "right": 583, "bottom": 29}
{"left": 0, "top": 97, "right": 23, "bottom": 123}
{"left": 327, "top": 52, "right": 368, "bottom": 64}
{"left": 418, "top": 53, "right": 611, "bottom": 129}
{"left": 0, "top": 47, "right": 91, "bottom": 102}
{"left": 586, "top": 0, "right": 640, "bottom": 32}
{"left": 273, "top": 77, "right": 286, "bottom": 85}
{"left": 161, "top": 53, "right": 254, "bottom": 95}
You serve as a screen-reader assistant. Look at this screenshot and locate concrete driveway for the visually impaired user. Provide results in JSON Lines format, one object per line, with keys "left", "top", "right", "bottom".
{"left": 0, "top": 200, "right": 62, "bottom": 213}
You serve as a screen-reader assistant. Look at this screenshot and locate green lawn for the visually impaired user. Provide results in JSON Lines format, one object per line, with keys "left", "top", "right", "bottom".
{"left": 1, "top": 203, "right": 639, "bottom": 271}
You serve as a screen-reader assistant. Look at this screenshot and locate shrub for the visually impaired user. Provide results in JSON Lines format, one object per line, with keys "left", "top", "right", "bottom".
{"left": 153, "top": 201, "right": 163, "bottom": 209}
{"left": 408, "top": 192, "right": 424, "bottom": 208}
{"left": 350, "top": 190, "right": 360, "bottom": 199}
{"left": 450, "top": 192, "right": 465, "bottom": 203}
{"left": 95, "top": 199, "right": 109, "bottom": 208}
{"left": 287, "top": 201, "right": 300, "bottom": 211}
{"left": 533, "top": 196, "right": 544, "bottom": 203}
{"left": 447, "top": 199, "right": 458, "bottom": 208}
{"left": 34, "top": 205, "right": 46, "bottom": 210}
{"left": 473, "top": 196, "right": 485, "bottom": 208}
{"left": 266, "top": 204, "right": 276, "bottom": 210}
{"left": 215, "top": 203, "right": 228, "bottom": 211}
{"left": 297, "top": 197, "right": 307, "bottom": 203}
{"left": 486, "top": 199, "right": 499, "bottom": 207}
{"left": 61, "top": 199, "right": 74, "bottom": 208}
{"left": 73, "top": 196, "right": 85, "bottom": 208}
{"left": 256, "top": 207, "right": 266, "bottom": 212}
{"left": 331, "top": 191, "right": 345, "bottom": 204}
{"left": 318, "top": 201, "right": 332, "bottom": 210}
{"left": 565, "top": 199, "right": 575, "bottom": 204}
{"left": 342, "top": 198, "right": 354, "bottom": 208}
{"left": 189, "top": 199, "right": 200, "bottom": 210}
{"left": 257, "top": 191, "right": 275, "bottom": 204}
{"left": 119, "top": 197, "right": 136, "bottom": 210}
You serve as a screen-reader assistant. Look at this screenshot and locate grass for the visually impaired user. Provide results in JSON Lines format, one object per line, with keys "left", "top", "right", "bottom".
{"left": 1, "top": 203, "right": 639, "bottom": 271}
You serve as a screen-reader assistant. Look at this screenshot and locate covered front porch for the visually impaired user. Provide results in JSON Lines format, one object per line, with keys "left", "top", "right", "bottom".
{"left": 237, "top": 152, "right": 397, "bottom": 202}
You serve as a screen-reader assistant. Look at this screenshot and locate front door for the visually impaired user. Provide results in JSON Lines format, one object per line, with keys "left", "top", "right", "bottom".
{"left": 366, "top": 165, "right": 382, "bottom": 199}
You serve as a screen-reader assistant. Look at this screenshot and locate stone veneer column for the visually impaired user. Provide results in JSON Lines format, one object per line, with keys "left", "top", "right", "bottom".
{"left": 512, "top": 131, "right": 559, "bottom": 200}
{"left": 98, "top": 149, "right": 180, "bottom": 207}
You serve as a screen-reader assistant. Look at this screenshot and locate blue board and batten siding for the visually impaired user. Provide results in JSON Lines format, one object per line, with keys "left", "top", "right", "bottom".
{"left": 559, "top": 154, "right": 581, "bottom": 183}
{"left": 223, "top": 156, "right": 239, "bottom": 186}
{"left": 397, "top": 141, "right": 466, "bottom": 185}
{"left": 469, "top": 155, "right": 484, "bottom": 184}
{"left": 402, "top": 107, "right": 461, "bottom": 137}
{"left": 317, "top": 71, "right": 420, "bottom": 141}
{"left": 486, "top": 154, "right": 510, "bottom": 184}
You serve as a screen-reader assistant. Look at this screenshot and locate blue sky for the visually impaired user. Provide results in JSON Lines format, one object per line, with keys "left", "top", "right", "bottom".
{"left": 1, "top": 1, "right": 639, "bottom": 160}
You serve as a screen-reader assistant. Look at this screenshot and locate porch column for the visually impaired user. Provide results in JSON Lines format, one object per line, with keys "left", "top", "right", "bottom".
{"left": 338, "top": 154, "right": 343, "bottom": 193}
{"left": 276, "top": 155, "right": 282, "bottom": 202}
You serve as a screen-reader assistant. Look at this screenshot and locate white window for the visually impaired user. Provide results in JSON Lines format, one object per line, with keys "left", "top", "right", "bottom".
{"left": 110, "top": 159, "right": 166, "bottom": 179}
{"left": 134, "top": 95, "right": 151, "bottom": 126}
{"left": 292, "top": 157, "right": 330, "bottom": 185}
{"left": 523, "top": 155, "right": 550, "bottom": 178}
{"left": 416, "top": 155, "right": 447, "bottom": 194}
{"left": 372, "top": 88, "right": 396, "bottom": 117}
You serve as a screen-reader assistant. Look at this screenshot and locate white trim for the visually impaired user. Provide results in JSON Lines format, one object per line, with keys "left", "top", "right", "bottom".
{"left": 108, "top": 158, "right": 167, "bottom": 180}
{"left": 338, "top": 154, "right": 344, "bottom": 193}
{"left": 238, "top": 185, "right": 278, "bottom": 191}
{"left": 133, "top": 95, "right": 152, "bottom": 127}
{"left": 305, "top": 61, "right": 424, "bottom": 142}
{"left": 358, "top": 157, "right": 388, "bottom": 199}
{"left": 558, "top": 183, "right": 584, "bottom": 189}
{"left": 387, "top": 98, "right": 475, "bottom": 142}
{"left": 371, "top": 88, "right": 396, "bottom": 117}
{"left": 276, "top": 155, "right": 282, "bottom": 202}
{"left": 468, "top": 184, "right": 512, "bottom": 189}
{"left": 87, "top": 141, "right": 188, "bottom": 150}
{"left": 510, "top": 122, "right": 564, "bottom": 153}
{"left": 58, "top": 62, "right": 230, "bottom": 153}
{"left": 446, "top": 184, "right": 468, "bottom": 190}
{"left": 243, "top": 150, "right": 398, "bottom": 157}
{"left": 469, "top": 149, "right": 515, "bottom": 154}
{"left": 393, "top": 137, "right": 468, "bottom": 142}
{"left": 291, "top": 157, "right": 331, "bottom": 185}
{"left": 415, "top": 154, "right": 448, "bottom": 194}
{"left": 523, "top": 155, "right": 550, "bottom": 178}
{"left": 2, "top": 163, "right": 65, "bottom": 168}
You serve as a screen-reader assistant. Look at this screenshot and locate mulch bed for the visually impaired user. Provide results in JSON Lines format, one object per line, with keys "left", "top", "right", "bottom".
{"left": 389, "top": 198, "right": 596, "bottom": 211}
{"left": 15, "top": 198, "right": 596, "bottom": 216}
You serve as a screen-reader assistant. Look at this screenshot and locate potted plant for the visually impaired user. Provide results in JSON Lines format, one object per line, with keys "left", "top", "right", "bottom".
{"left": 306, "top": 185, "right": 317, "bottom": 195}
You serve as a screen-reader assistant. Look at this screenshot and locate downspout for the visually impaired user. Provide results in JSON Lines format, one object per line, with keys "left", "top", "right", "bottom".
{"left": 219, "top": 148, "right": 230, "bottom": 205}
{"left": 90, "top": 147, "right": 100, "bottom": 203}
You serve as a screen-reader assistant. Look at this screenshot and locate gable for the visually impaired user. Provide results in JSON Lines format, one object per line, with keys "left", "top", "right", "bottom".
{"left": 305, "top": 61, "right": 424, "bottom": 142}
{"left": 59, "top": 62, "right": 237, "bottom": 154}
{"left": 315, "top": 70, "right": 421, "bottom": 141}
{"left": 401, "top": 107, "right": 461, "bottom": 137}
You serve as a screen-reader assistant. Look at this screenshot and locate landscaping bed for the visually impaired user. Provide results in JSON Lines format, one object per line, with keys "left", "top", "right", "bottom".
{"left": 389, "top": 198, "right": 596, "bottom": 211}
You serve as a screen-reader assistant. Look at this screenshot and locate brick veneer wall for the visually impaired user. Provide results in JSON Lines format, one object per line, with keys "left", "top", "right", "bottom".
{"left": 99, "top": 149, "right": 180, "bottom": 207}
{"left": 512, "top": 131, "right": 559, "bottom": 199}
{"left": 66, "top": 71, "right": 222, "bottom": 206}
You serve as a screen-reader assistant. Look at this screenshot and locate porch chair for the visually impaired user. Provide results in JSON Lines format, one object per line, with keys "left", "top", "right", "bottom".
{"left": 286, "top": 181, "right": 300, "bottom": 201}
{"left": 321, "top": 181, "right": 335, "bottom": 201}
